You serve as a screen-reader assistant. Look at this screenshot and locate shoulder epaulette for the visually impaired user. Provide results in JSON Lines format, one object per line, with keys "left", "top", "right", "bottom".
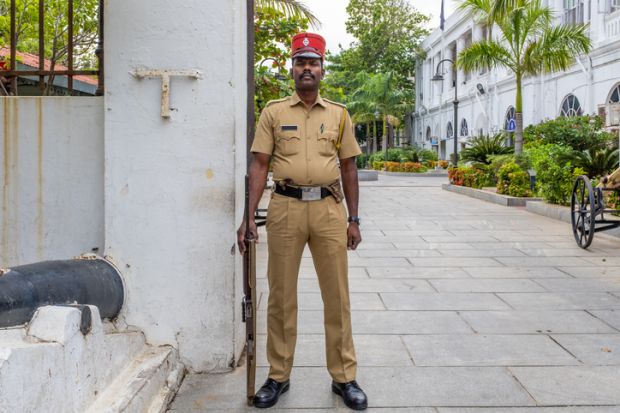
{"left": 323, "top": 98, "right": 347, "bottom": 110}
{"left": 264, "top": 97, "right": 289, "bottom": 108}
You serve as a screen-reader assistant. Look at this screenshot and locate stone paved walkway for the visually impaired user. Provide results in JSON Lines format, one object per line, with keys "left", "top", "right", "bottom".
{"left": 169, "top": 174, "right": 620, "bottom": 412}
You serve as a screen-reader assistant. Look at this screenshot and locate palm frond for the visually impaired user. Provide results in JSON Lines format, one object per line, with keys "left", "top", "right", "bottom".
{"left": 457, "top": 40, "right": 515, "bottom": 74}
{"left": 256, "top": 0, "right": 321, "bottom": 28}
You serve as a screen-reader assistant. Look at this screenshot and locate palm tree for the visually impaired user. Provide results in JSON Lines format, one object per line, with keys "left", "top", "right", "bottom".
{"left": 349, "top": 72, "right": 410, "bottom": 152}
{"left": 457, "top": 0, "right": 591, "bottom": 154}
{"left": 255, "top": 0, "right": 320, "bottom": 28}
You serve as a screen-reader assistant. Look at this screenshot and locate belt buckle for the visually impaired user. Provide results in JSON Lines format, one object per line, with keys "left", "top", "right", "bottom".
{"left": 301, "top": 186, "right": 321, "bottom": 201}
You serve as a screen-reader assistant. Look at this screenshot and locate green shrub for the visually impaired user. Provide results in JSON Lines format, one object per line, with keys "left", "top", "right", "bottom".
{"left": 524, "top": 115, "right": 614, "bottom": 151}
{"left": 356, "top": 153, "right": 369, "bottom": 169}
{"left": 496, "top": 162, "right": 531, "bottom": 197}
{"left": 418, "top": 149, "right": 438, "bottom": 162}
{"left": 526, "top": 144, "right": 574, "bottom": 205}
{"left": 560, "top": 147, "right": 619, "bottom": 179}
{"left": 372, "top": 161, "right": 384, "bottom": 170}
{"left": 369, "top": 152, "right": 385, "bottom": 163}
{"left": 460, "top": 134, "right": 514, "bottom": 164}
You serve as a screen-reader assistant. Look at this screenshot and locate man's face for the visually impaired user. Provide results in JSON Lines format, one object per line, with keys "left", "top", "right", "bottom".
{"left": 291, "top": 57, "right": 324, "bottom": 92}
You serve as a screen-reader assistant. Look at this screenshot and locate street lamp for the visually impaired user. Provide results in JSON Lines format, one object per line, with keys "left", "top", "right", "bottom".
{"left": 432, "top": 58, "right": 459, "bottom": 166}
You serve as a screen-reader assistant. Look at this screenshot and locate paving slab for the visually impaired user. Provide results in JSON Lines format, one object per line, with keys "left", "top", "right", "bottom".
{"left": 509, "top": 366, "right": 620, "bottom": 405}
{"left": 550, "top": 334, "right": 620, "bottom": 365}
{"left": 463, "top": 267, "right": 570, "bottom": 279}
{"left": 367, "top": 267, "right": 471, "bottom": 279}
{"left": 459, "top": 311, "right": 616, "bottom": 334}
{"left": 559, "top": 266, "right": 620, "bottom": 278}
{"left": 380, "top": 293, "right": 511, "bottom": 311}
{"left": 402, "top": 334, "right": 578, "bottom": 367}
{"left": 495, "top": 257, "right": 593, "bottom": 267}
{"left": 533, "top": 278, "right": 620, "bottom": 292}
{"left": 429, "top": 279, "right": 546, "bottom": 293}
{"left": 496, "top": 292, "right": 620, "bottom": 310}
{"left": 170, "top": 174, "right": 620, "bottom": 411}
{"left": 589, "top": 309, "right": 620, "bottom": 330}
{"left": 356, "top": 366, "right": 535, "bottom": 407}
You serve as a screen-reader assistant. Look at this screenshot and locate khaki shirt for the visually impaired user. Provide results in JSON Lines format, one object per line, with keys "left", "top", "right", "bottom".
{"left": 251, "top": 93, "right": 362, "bottom": 186}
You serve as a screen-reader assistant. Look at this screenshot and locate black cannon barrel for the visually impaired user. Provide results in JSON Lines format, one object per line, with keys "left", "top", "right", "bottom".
{"left": 0, "top": 258, "right": 124, "bottom": 328}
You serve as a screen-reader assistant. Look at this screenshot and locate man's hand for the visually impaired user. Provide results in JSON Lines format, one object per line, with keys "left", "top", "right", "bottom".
{"left": 237, "top": 220, "right": 258, "bottom": 254}
{"left": 347, "top": 223, "right": 362, "bottom": 250}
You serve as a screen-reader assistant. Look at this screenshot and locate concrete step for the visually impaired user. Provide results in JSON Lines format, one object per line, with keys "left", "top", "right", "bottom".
{"left": 0, "top": 305, "right": 147, "bottom": 413}
{"left": 86, "top": 346, "right": 184, "bottom": 413}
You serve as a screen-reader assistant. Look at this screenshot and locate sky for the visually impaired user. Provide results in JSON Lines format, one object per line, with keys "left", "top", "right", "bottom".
{"left": 304, "top": 0, "right": 458, "bottom": 54}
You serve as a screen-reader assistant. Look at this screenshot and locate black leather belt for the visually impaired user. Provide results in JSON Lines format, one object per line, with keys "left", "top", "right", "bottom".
{"left": 275, "top": 185, "right": 332, "bottom": 201}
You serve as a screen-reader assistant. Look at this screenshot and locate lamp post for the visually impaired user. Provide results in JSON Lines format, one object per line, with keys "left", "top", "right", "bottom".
{"left": 432, "top": 58, "right": 459, "bottom": 166}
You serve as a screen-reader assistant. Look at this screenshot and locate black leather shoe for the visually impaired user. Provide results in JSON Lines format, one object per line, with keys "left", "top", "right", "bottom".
{"left": 253, "top": 378, "right": 290, "bottom": 408}
{"left": 332, "top": 380, "right": 368, "bottom": 410}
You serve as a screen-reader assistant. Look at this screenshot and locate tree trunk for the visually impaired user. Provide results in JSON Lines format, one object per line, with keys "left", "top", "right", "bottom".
{"left": 366, "top": 122, "right": 370, "bottom": 158}
{"left": 514, "top": 72, "right": 523, "bottom": 155}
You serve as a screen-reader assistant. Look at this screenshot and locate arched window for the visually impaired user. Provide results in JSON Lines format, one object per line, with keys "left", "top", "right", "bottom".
{"left": 460, "top": 119, "right": 469, "bottom": 137}
{"left": 426, "top": 126, "right": 432, "bottom": 141}
{"left": 446, "top": 122, "right": 453, "bottom": 139}
{"left": 504, "top": 106, "right": 516, "bottom": 132}
{"left": 606, "top": 83, "right": 620, "bottom": 126}
{"left": 560, "top": 94, "right": 583, "bottom": 117}
{"left": 610, "top": 84, "right": 620, "bottom": 104}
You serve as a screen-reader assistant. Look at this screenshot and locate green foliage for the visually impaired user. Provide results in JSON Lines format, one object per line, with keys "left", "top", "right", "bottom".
{"left": 523, "top": 115, "right": 615, "bottom": 151}
{"left": 254, "top": 6, "right": 309, "bottom": 115}
{"left": 418, "top": 149, "right": 438, "bottom": 162}
{"left": 323, "top": 0, "right": 429, "bottom": 119}
{"left": 0, "top": 0, "right": 99, "bottom": 65}
{"left": 356, "top": 153, "right": 369, "bottom": 169}
{"left": 255, "top": 0, "right": 320, "bottom": 28}
{"left": 0, "top": 0, "right": 99, "bottom": 93}
{"left": 560, "top": 147, "right": 619, "bottom": 179}
{"left": 526, "top": 143, "right": 575, "bottom": 205}
{"left": 448, "top": 166, "right": 488, "bottom": 188}
{"left": 496, "top": 162, "right": 531, "bottom": 197}
{"left": 457, "top": 0, "right": 592, "bottom": 154}
{"left": 460, "top": 134, "right": 514, "bottom": 164}
{"left": 344, "top": 0, "right": 429, "bottom": 89}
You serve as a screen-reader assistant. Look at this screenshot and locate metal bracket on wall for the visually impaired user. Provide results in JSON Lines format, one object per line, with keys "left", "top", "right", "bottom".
{"left": 130, "top": 69, "right": 202, "bottom": 119}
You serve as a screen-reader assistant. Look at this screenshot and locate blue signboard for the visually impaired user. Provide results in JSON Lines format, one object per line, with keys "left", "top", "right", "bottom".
{"left": 507, "top": 119, "right": 516, "bottom": 132}
{"left": 431, "top": 139, "right": 438, "bottom": 145}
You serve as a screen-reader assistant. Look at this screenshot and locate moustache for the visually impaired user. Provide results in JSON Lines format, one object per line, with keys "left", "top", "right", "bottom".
{"left": 299, "top": 72, "right": 315, "bottom": 80}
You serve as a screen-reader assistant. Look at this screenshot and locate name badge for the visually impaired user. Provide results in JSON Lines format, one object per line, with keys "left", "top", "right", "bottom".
{"left": 281, "top": 125, "right": 298, "bottom": 131}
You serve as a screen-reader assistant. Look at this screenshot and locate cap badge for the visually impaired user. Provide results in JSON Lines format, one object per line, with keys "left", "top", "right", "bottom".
{"left": 303, "top": 38, "right": 310, "bottom": 47}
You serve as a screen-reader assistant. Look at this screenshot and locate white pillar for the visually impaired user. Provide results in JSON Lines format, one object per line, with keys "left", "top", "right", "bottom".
{"left": 104, "top": 0, "right": 247, "bottom": 372}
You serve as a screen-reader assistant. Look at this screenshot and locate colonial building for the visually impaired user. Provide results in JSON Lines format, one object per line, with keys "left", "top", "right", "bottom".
{"left": 410, "top": 0, "right": 620, "bottom": 161}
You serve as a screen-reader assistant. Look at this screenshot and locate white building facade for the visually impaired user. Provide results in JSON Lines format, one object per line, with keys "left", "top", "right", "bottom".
{"left": 411, "top": 0, "right": 620, "bottom": 161}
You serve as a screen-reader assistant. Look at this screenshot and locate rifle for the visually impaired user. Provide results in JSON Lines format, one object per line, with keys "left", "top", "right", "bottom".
{"left": 242, "top": 174, "right": 257, "bottom": 405}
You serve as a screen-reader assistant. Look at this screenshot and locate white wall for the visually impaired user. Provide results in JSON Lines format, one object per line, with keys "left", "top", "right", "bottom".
{"left": 104, "top": 0, "right": 247, "bottom": 372}
{"left": 0, "top": 97, "right": 104, "bottom": 267}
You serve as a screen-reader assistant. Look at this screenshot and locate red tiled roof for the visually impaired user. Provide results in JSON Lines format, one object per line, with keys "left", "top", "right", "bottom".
{"left": 0, "top": 47, "right": 98, "bottom": 86}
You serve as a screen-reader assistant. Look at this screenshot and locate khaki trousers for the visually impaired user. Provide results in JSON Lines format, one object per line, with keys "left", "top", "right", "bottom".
{"left": 265, "top": 192, "right": 357, "bottom": 383}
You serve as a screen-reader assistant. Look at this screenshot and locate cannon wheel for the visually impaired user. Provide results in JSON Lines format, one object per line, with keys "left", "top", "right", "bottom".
{"left": 571, "top": 175, "right": 596, "bottom": 249}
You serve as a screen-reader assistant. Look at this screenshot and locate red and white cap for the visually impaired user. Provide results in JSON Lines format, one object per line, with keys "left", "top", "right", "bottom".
{"left": 291, "top": 32, "right": 326, "bottom": 59}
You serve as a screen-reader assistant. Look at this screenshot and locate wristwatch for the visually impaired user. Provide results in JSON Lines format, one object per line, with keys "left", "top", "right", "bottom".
{"left": 348, "top": 216, "right": 361, "bottom": 225}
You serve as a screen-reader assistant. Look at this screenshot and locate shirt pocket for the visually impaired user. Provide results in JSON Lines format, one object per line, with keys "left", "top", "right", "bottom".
{"left": 317, "top": 130, "right": 338, "bottom": 156}
{"left": 274, "top": 130, "right": 301, "bottom": 156}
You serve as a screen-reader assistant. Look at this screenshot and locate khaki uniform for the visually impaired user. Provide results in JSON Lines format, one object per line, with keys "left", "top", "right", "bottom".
{"left": 251, "top": 92, "right": 361, "bottom": 383}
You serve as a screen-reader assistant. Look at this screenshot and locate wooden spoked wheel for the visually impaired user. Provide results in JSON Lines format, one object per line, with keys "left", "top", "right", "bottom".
{"left": 571, "top": 175, "right": 596, "bottom": 249}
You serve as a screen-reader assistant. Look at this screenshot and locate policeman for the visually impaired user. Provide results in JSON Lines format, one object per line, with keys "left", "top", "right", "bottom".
{"left": 237, "top": 33, "right": 367, "bottom": 410}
